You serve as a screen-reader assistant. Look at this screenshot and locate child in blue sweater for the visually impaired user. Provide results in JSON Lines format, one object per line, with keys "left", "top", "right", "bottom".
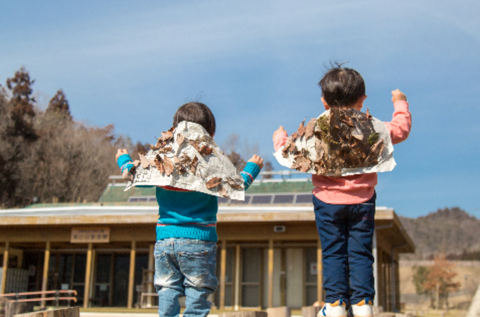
{"left": 116, "top": 102, "right": 263, "bottom": 317}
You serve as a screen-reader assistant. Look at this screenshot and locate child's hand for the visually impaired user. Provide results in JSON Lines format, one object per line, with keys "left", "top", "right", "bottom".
{"left": 391, "top": 89, "right": 407, "bottom": 103}
{"left": 115, "top": 149, "right": 129, "bottom": 162}
{"left": 248, "top": 154, "right": 264, "bottom": 169}
{"left": 273, "top": 126, "right": 287, "bottom": 138}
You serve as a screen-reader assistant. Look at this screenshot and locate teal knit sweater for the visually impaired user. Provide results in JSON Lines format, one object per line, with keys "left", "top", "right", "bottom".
{"left": 117, "top": 154, "right": 260, "bottom": 241}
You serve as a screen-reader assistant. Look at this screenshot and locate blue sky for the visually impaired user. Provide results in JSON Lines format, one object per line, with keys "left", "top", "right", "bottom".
{"left": 1, "top": 1, "right": 479, "bottom": 218}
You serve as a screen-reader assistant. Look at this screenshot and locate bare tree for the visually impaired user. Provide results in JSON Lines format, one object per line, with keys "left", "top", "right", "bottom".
{"left": 222, "top": 133, "right": 272, "bottom": 174}
{"left": 0, "top": 67, "right": 120, "bottom": 207}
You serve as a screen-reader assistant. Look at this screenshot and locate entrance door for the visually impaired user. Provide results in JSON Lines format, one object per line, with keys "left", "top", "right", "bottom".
{"left": 47, "top": 253, "right": 86, "bottom": 306}
{"left": 92, "top": 253, "right": 131, "bottom": 307}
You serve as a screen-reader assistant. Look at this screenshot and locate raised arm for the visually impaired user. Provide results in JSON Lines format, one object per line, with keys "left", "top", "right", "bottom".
{"left": 116, "top": 149, "right": 134, "bottom": 173}
{"left": 273, "top": 126, "right": 289, "bottom": 152}
{"left": 385, "top": 90, "right": 412, "bottom": 145}
{"left": 240, "top": 155, "right": 264, "bottom": 190}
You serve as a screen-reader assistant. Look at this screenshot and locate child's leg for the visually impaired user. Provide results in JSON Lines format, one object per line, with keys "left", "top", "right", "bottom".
{"left": 176, "top": 239, "right": 218, "bottom": 317}
{"left": 154, "top": 239, "right": 185, "bottom": 317}
{"left": 346, "top": 193, "right": 376, "bottom": 304}
{"left": 313, "top": 196, "right": 350, "bottom": 304}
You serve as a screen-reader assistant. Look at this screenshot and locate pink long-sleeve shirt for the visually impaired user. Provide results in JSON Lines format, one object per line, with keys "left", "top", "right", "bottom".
{"left": 273, "top": 101, "right": 412, "bottom": 204}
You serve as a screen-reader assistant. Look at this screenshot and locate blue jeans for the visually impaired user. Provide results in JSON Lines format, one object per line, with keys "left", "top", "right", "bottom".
{"left": 313, "top": 194, "right": 376, "bottom": 305}
{"left": 154, "top": 238, "right": 218, "bottom": 317}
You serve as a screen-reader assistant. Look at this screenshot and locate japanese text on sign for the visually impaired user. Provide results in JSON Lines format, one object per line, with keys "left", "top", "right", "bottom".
{"left": 71, "top": 227, "right": 110, "bottom": 243}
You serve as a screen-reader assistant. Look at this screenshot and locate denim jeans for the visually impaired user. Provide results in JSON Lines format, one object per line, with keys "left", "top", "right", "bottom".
{"left": 313, "top": 193, "right": 376, "bottom": 305}
{"left": 154, "top": 238, "right": 218, "bottom": 317}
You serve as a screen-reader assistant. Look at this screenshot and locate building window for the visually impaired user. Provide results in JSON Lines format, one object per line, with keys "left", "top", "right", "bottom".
{"left": 241, "top": 248, "right": 263, "bottom": 308}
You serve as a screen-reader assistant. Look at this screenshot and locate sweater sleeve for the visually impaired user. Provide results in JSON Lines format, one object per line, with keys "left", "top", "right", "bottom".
{"left": 273, "top": 130, "right": 289, "bottom": 152}
{"left": 240, "top": 162, "right": 261, "bottom": 190}
{"left": 385, "top": 100, "right": 412, "bottom": 145}
{"left": 117, "top": 154, "right": 134, "bottom": 173}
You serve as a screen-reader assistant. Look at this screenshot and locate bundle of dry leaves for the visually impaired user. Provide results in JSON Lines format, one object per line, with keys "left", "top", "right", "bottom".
{"left": 123, "top": 125, "right": 244, "bottom": 198}
{"left": 282, "top": 108, "right": 385, "bottom": 176}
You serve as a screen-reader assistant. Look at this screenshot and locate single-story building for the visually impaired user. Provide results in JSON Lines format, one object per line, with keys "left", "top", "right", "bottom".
{"left": 0, "top": 174, "right": 414, "bottom": 312}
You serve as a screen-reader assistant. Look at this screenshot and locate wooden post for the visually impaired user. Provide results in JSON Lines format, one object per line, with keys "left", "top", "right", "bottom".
{"left": 234, "top": 244, "right": 241, "bottom": 311}
{"left": 147, "top": 244, "right": 154, "bottom": 307}
{"left": 41, "top": 241, "right": 51, "bottom": 308}
{"left": 267, "top": 239, "right": 274, "bottom": 308}
{"left": 1, "top": 241, "right": 9, "bottom": 294}
{"left": 128, "top": 240, "right": 136, "bottom": 309}
{"left": 317, "top": 239, "right": 323, "bottom": 304}
{"left": 219, "top": 240, "right": 227, "bottom": 310}
{"left": 83, "top": 243, "right": 93, "bottom": 308}
{"left": 280, "top": 247, "right": 286, "bottom": 307}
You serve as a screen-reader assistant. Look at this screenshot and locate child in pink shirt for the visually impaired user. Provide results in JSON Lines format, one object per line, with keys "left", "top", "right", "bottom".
{"left": 273, "top": 65, "right": 411, "bottom": 317}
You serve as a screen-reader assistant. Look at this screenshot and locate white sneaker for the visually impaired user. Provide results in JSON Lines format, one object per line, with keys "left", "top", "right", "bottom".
{"left": 350, "top": 298, "right": 373, "bottom": 317}
{"left": 318, "top": 299, "right": 347, "bottom": 317}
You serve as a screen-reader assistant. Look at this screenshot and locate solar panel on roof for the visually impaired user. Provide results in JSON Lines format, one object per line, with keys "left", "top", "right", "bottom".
{"left": 251, "top": 195, "right": 273, "bottom": 204}
{"left": 218, "top": 197, "right": 230, "bottom": 204}
{"left": 273, "top": 194, "right": 295, "bottom": 204}
{"left": 295, "top": 194, "right": 312, "bottom": 204}
{"left": 148, "top": 197, "right": 157, "bottom": 202}
{"left": 128, "top": 196, "right": 151, "bottom": 203}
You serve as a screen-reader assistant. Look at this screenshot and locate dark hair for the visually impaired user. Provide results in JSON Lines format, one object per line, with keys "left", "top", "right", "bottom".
{"left": 318, "top": 64, "right": 365, "bottom": 107}
{"left": 173, "top": 102, "right": 216, "bottom": 136}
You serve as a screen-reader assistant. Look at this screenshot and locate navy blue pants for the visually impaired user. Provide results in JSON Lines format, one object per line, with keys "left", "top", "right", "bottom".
{"left": 313, "top": 193, "right": 376, "bottom": 305}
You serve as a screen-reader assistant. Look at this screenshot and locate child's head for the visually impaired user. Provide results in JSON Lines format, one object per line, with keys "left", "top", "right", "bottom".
{"left": 173, "top": 102, "right": 216, "bottom": 136}
{"left": 318, "top": 64, "right": 366, "bottom": 108}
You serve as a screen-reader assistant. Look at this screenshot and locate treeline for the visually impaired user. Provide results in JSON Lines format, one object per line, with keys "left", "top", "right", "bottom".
{"left": 0, "top": 67, "right": 269, "bottom": 209}
{"left": 0, "top": 67, "right": 146, "bottom": 208}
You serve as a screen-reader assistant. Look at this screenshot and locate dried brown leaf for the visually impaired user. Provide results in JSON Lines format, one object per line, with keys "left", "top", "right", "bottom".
{"left": 158, "top": 146, "right": 172, "bottom": 154}
{"left": 155, "top": 154, "right": 164, "bottom": 173}
{"left": 366, "top": 108, "right": 372, "bottom": 121}
{"left": 189, "top": 140, "right": 200, "bottom": 151}
{"left": 177, "top": 134, "right": 185, "bottom": 145}
{"left": 315, "top": 139, "right": 325, "bottom": 159}
{"left": 291, "top": 131, "right": 299, "bottom": 142}
{"left": 218, "top": 184, "right": 229, "bottom": 198}
{"left": 297, "top": 119, "right": 306, "bottom": 138}
{"left": 226, "top": 177, "right": 243, "bottom": 190}
{"left": 179, "top": 155, "right": 191, "bottom": 165}
{"left": 305, "top": 118, "right": 316, "bottom": 140}
{"left": 191, "top": 156, "right": 198, "bottom": 174}
{"left": 140, "top": 154, "right": 150, "bottom": 169}
{"left": 163, "top": 156, "right": 174, "bottom": 176}
{"left": 173, "top": 156, "right": 187, "bottom": 174}
{"left": 155, "top": 139, "right": 165, "bottom": 149}
{"left": 132, "top": 160, "right": 141, "bottom": 168}
{"left": 161, "top": 130, "right": 174, "bottom": 142}
{"left": 330, "top": 108, "right": 341, "bottom": 129}
{"left": 199, "top": 145, "right": 213, "bottom": 156}
{"left": 341, "top": 113, "right": 354, "bottom": 127}
{"left": 282, "top": 141, "right": 291, "bottom": 158}
{"left": 206, "top": 177, "right": 222, "bottom": 189}
{"left": 288, "top": 142, "right": 297, "bottom": 154}
{"left": 292, "top": 154, "right": 312, "bottom": 172}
